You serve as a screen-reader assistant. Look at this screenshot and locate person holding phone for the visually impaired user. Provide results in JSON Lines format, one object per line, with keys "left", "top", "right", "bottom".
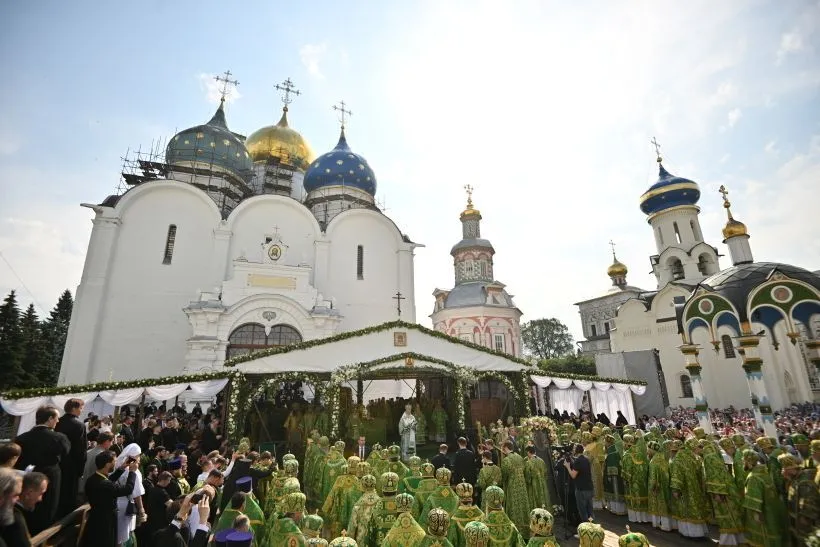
{"left": 80, "top": 451, "right": 139, "bottom": 547}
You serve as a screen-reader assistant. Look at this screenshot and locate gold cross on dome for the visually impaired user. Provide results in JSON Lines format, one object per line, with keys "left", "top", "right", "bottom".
{"left": 464, "top": 184, "right": 474, "bottom": 207}
{"left": 214, "top": 70, "right": 239, "bottom": 102}
{"left": 718, "top": 184, "right": 729, "bottom": 202}
{"left": 275, "top": 77, "right": 301, "bottom": 107}
{"left": 609, "top": 239, "right": 616, "bottom": 258}
{"left": 333, "top": 100, "right": 352, "bottom": 128}
{"left": 650, "top": 136, "right": 662, "bottom": 162}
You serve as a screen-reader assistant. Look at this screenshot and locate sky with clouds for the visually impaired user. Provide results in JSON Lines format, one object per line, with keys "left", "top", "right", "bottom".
{"left": 0, "top": 0, "right": 818, "bottom": 343}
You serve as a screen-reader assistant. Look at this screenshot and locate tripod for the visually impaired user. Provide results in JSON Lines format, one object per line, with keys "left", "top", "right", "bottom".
{"left": 542, "top": 435, "right": 574, "bottom": 540}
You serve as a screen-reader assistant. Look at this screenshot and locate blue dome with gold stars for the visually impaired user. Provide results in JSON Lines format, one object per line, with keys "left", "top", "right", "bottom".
{"left": 166, "top": 100, "right": 252, "bottom": 181}
{"left": 639, "top": 162, "right": 700, "bottom": 216}
{"left": 303, "top": 129, "right": 376, "bottom": 195}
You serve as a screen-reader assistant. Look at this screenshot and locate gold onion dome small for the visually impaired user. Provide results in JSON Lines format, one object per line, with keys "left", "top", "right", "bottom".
{"left": 460, "top": 185, "right": 481, "bottom": 220}
{"left": 245, "top": 107, "right": 315, "bottom": 171}
{"left": 607, "top": 256, "right": 628, "bottom": 278}
{"left": 719, "top": 185, "right": 749, "bottom": 239}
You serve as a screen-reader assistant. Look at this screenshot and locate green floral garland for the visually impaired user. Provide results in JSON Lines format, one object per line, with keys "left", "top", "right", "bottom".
{"left": 1, "top": 371, "right": 236, "bottom": 400}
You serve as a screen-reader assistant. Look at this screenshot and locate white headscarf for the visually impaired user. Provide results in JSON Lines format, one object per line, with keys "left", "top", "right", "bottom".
{"left": 115, "top": 443, "right": 142, "bottom": 468}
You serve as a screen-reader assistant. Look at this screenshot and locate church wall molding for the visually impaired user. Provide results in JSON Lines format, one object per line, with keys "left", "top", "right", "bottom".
{"left": 113, "top": 178, "right": 222, "bottom": 225}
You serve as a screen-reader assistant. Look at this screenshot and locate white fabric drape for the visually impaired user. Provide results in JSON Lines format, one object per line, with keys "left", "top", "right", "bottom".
{"left": 549, "top": 386, "right": 584, "bottom": 415}
{"left": 593, "top": 381, "right": 612, "bottom": 391}
{"left": 530, "top": 376, "right": 552, "bottom": 389}
{"left": 144, "top": 384, "right": 188, "bottom": 402}
{"left": 98, "top": 388, "right": 146, "bottom": 406}
{"left": 630, "top": 385, "right": 647, "bottom": 395}
{"left": 189, "top": 379, "right": 229, "bottom": 398}
{"left": 552, "top": 378, "right": 574, "bottom": 390}
{"left": 573, "top": 379, "right": 593, "bottom": 391}
{"left": 589, "top": 388, "right": 636, "bottom": 425}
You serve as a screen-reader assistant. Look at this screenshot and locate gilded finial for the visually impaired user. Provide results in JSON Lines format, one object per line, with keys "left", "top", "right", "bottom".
{"left": 718, "top": 185, "right": 733, "bottom": 218}
{"left": 608, "top": 239, "right": 617, "bottom": 261}
{"left": 651, "top": 137, "right": 662, "bottom": 163}
{"left": 275, "top": 77, "right": 301, "bottom": 113}
{"left": 719, "top": 184, "right": 749, "bottom": 239}
{"left": 333, "top": 100, "right": 352, "bottom": 129}
{"left": 214, "top": 70, "right": 239, "bottom": 105}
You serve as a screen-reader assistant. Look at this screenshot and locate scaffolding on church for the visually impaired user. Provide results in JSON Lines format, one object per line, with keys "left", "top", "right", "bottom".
{"left": 118, "top": 135, "right": 255, "bottom": 218}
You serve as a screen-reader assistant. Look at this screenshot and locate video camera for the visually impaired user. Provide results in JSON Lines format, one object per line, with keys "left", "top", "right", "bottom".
{"left": 551, "top": 444, "right": 574, "bottom": 463}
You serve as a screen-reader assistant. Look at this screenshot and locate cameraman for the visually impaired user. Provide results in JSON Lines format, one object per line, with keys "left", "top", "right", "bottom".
{"left": 563, "top": 443, "right": 594, "bottom": 523}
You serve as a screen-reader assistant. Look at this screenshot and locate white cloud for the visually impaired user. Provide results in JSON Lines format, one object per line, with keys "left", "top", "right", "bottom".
{"left": 198, "top": 73, "right": 243, "bottom": 105}
{"left": 764, "top": 140, "right": 778, "bottom": 154}
{"left": 777, "top": 31, "right": 804, "bottom": 64}
{"left": 728, "top": 108, "right": 743, "bottom": 128}
{"left": 0, "top": 130, "right": 21, "bottom": 155}
{"left": 300, "top": 43, "right": 327, "bottom": 79}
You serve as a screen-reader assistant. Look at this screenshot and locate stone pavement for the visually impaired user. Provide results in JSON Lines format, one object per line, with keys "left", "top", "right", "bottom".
{"left": 552, "top": 511, "right": 719, "bottom": 546}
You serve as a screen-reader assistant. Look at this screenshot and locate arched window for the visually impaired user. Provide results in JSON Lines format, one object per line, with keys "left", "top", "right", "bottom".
{"left": 227, "top": 323, "right": 302, "bottom": 359}
{"left": 673, "top": 221, "right": 682, "bottom": 244}
{"left": 657, "top": 226, "right": 664, "bottom": 245}
{"left": 669, "top": 258, "right": 684, "bottom": 280}
{"left": 690, "top": 219, "right": 701, "bottom": 241}
{"left": 722, "top": 334, "right": 736, "bottom": 358}
{"left": 680, "top": 374, "right": 693, "bottom": 398}
{"left": 697, "top": 254, "right": 713, "bottom": 275}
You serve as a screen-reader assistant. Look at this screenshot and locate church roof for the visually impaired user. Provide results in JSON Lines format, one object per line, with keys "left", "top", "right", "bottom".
{"left": 639, "top": 162, "right": 700, "bottom": 216}
{"left": 303, "top": 128, "right": 376, "bottom": 195}
{"left": 450, "top": 238, "right": 494, "bottom": 254}
{"left": 443, "top": 281, "right": 516, "bottom": 309}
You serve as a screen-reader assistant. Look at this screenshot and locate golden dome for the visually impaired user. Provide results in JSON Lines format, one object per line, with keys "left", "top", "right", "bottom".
{"left": 607, "top": 259, "right": 628, "bottom": 278}
{"left": 460, "top": 184, "right": 481, "bottom": 220}
{"left": 722, "top": 218, "right": 748, "bottom": 239}
{"left": 244, "top": 108, "right": 315, "bottom": 171}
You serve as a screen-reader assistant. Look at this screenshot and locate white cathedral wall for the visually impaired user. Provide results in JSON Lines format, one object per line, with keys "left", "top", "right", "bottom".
{"left": 690, "top": 326, "right": 751, "bottom": 410}
{"left": 325, "top": 210, "right": 416, "bottom": 330}
{"left": 226, "top": 195, "right": 321, "bottom": 273}
{"left": 64, "top": 181, "right": 223, "bottom": 384}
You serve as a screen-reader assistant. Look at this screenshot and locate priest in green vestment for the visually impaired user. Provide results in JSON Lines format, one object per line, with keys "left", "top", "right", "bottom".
{"left": 347, "top": 474, "right": 381, "bottom": 547}
{"left": 430, "top": 401, "right": 447, "bottom": 444}
{"left": 476, "top": 451, "right": 502, "bottom": 514}
{"left": 755, "top": 437, "right": 785, "bottom": 498}
{"left": 576, "top": 519, "right": 605, "bottom": 547}
{"left": 623, "top": 436, "right": 650, "bottom": 523}
{"left": 307, "top": 436, "right": 330, "bottom": 506}
{"left": 401, "top": 456, "right": 423, "bottom": 495}
{"left": 413, "top": 462, "right": 439, "bottom": 516}
{"left": 418, "top": 467, "right": 458, "bottom": 527}
{"left": 780, "top": 452, "right": 820, "bottom": 546}
{"left": 646, "top": 441, "right": 674, "bottom": 532}
{"left": 272, "top": 477, "right": 302, "bottom": 519}
{"left": 464, "top": 521, "right": 491, "bottom": 547}
{"left": 670, "top": 439, "right": 709, "bottom": 539}
{"left": 366, "top": 443, "right": 383, "bottom": 468}
{"left": 328, "top": 530, "right": 357, "bottom": 546}
{"left": 414, "top": 403, "right": 428, "bottom": 447}
{"left": 701, "top": 441, "right": 744, "bottom": 546}
{"left": 525, "top": 508, "right": 559, "bottom": 547}
{"left": 366, "top": 472, "right": 401, "bottom": 547}
{"left": 321, "top": 441, "right": 347, "bottom": 505}
{"left": 448, "top": 480, "right": 484, "bottom": 547}
{"left": 731, "top": 434, "right": 750, "bottom": 499}
{"left": 265, "top": 492, "right": 308, "bottom": 546}
{"left": 420, "top": 507, "right": 454, "bottom": 547}
{"left": 382, "top": 493, "right": 427, "bottom": 547}
{"left": 500, "top": 440, "right": 531, "bottom": 540}
{"left": 386, "top": 445, "right": 411, "bottom": 481}
{"left": 301, "top": 512, "right": 324, "bottom": 542}
{"left": 235, "top": 476, "right": 267, "bottom": 540}
{"left": 523, "top": 446, "right": 549, "bottom": 511}
{"left": 215, "top": 492, "right": 248, "bottom": 535}
{"left": 742, "top": 449, "right": 786, "bottom": 547}
{"left": 480, "top": 485, "right": 525, "bottom": 547}
{"left": 603, "top": 435, "right": 626, "bottom": 516}
{"left": 322, "top": 457, "right": 364, "bottom": 538}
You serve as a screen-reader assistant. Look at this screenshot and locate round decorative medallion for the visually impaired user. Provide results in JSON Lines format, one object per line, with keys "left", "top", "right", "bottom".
{"left": 268, "top": 244, "right": 282, "bottom": 261}
{"left": 771, "top": 285, "right": 792, "bottom": 304}
{"left": 698, "top": 298, "right": 714, "bottom": 315}
{"left": 262, "top": 310, "right": 277, "bottom": 321}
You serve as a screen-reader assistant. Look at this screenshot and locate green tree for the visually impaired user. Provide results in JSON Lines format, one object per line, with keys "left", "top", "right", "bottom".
{"left": 40, "top": 289, "right": 73, "bottom": 387}
{"left": 521, "top": 317, "right": 574, "bottom": 360}
{"left": 537, "top": 355, "right": 596, "bottom": 375}
{"left": 0, "top": 290, "right": 27, "bottom": 388}
{"left": 19, "top": 303, "right": 43, "bottom": 387}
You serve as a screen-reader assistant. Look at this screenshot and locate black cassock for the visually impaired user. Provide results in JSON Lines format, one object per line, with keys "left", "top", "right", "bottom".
{"left": 14, "top": 425, "right": 70, "bottom": 535}
{"left": 55, "top": 413, "right": 87, "bottom": 518}
{"left": 79, "top": 469, "right": 136, "bottom": 547}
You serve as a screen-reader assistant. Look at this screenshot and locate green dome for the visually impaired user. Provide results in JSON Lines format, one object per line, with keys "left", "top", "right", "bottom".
{"left": 165, "top": 100, "right": 253, "bottom": 181}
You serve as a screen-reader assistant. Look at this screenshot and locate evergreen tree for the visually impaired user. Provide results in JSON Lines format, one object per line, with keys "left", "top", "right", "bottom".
{"left": 20, "top": 303, "right": 44, "bottom": 387}
{"left": 0, "top": 291, "right": 26, "bottom": 388}
{"left": 40, "top": 289, "right": 73, "bottom": 387}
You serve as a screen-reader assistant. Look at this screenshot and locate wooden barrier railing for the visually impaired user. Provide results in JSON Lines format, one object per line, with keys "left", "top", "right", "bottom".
{"left": 30, "top": 504, "right": 89, "bottom": 547}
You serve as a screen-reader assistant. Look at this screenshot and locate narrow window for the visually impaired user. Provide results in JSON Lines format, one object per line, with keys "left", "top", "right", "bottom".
{"left": 657, "top": 226, "right": 664, "bottom": 245}
{"left": 673, "top": 221, "right": 682, "bottom": 244}
{"left": 605, "top": 322, "right": 611, "bottom": 334}
{"left": 494, "top": 334, "right": 505, "bottom": 352}
{"left": 680, "top": 374, "right": 693, "bottom": 398}
{"left": 590, "top": 324, "right": 597, "bottom": 337}
{"left": 722, "top": 334, "right": 736, "bottom": 358}
{"left": 690, "top": 219, "right": 701, "bottom": 241}
{"left": 162, "top": 225, "right": 177, "bottom": 265}
{"left": 356, "top": 245, "right": 364, "bottom": 280}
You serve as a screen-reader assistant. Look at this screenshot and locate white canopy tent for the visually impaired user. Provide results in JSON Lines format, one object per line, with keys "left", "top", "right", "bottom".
{"left": 530, "top": 375, "right": 646, "bottom": 424}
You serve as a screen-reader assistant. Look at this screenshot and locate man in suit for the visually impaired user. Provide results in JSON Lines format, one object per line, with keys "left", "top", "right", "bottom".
{"left": 10, "top": 472, "right": 49, "bottom": 547}
{"left": 80, "top": 431, "right": 114, "bottom": 498}
{"left": 160, "top": 419, "right": 179, "bottom": 453}
{"left": 453, "top": 437, "right": 477, "bottom": 485}
{"left": 14, "top": 406, "right": 70, "bottom": 535}
{"left": 355, "top": 435, "right": 370, "bottom": 461}
{"left": 507, "top": 427, "right": 520, "bottom": 454}
{"left": 119, "top": 415, "right": 136, "bottom": 447}
{"left": 200, "top": 419, "right": 222, "bottom": 455}
{"left": 55, "top": 398, "right": 87, "bottom": 518}
{"left": 153, "top": 494, "right": 211, "bottom": 547}
{"left": 431, "top": 444, "right": 450, "bottom": 471}
{"left": 80, "top": 450, "right": 138, "bottom": 547}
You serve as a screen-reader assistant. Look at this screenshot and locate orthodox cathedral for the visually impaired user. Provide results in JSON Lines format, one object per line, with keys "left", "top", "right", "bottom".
{"left": 59, "top": 79, "right": 422, "bottom": 385}
{"left": 576, "top": 151, "right": 820, "bottom": 431}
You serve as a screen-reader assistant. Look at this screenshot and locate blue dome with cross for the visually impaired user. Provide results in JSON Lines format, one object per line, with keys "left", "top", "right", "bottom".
{"left": 303, "top": 128, "right": 377, "bottom": 195}
{"left": 639, "top": 161, "right": 701, "bottom": 216}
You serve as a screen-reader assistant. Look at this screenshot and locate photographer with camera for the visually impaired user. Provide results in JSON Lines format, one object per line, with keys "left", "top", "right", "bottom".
{"left": 563, "top": 443, "right": 594, "bottom": 527}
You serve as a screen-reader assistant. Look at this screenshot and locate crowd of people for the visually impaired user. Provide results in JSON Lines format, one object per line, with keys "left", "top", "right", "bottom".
{"left": 1, "top": 397, "right": 819, "bottom": 546}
